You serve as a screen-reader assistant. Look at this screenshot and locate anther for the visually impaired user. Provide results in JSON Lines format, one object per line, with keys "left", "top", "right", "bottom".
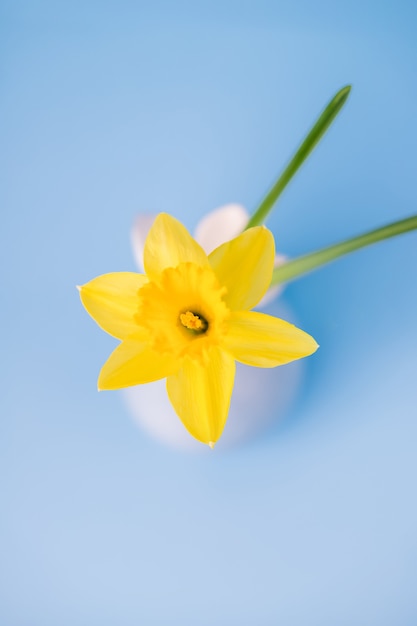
{"left": 180, "top": 311, "right": 208, "bottom": 333}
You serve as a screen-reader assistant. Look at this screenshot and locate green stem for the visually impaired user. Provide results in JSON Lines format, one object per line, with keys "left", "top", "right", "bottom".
{"left": 271, "top": 214, "right": 417, "bottom": 286}
{"left": 246, "top": 85, "right": 351, "bottom": 229}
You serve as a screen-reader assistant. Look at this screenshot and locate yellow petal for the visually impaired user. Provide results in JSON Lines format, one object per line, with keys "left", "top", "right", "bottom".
{"left": 224, "top": 311, "right": 319, "bottom": 367}
{"left": 79, "top": 273, "right": 147, "bottom": 340}
{"left": 166, "top": 347, "right": 235, "bottom": 445}
{"left": 98, "top": 336, "right": 180, "bottom": 390}
{"left": 208, "top": 226, "right": 275, "bottom": 310}
{"left": 144, "top": 213, "right": 209, "bottom": 281}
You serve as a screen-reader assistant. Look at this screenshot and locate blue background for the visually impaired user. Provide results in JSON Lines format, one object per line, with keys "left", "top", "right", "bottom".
{"left": 2, "top": 1, "right": 417, "bottom": 624}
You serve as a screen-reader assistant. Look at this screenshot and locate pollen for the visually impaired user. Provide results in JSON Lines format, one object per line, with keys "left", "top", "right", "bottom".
{"left": 180, "top": 311, "right": 208, "bottom": 332}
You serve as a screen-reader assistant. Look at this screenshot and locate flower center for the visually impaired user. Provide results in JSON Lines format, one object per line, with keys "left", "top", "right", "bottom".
{"left": 135, "top": 262, "right": 229, "bottom": 360}
{"left": 179, "top": 311, "right": 208, "bottom": 333}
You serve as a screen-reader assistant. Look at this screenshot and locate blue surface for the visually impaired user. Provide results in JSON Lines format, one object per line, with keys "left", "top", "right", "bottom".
{"left": 1, "top": 2, "right": 417, "bottom": 624}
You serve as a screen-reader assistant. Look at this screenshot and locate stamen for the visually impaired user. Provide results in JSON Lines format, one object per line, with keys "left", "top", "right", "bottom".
{"left": 180, "top": 311, "right": 208, "bottom": 333}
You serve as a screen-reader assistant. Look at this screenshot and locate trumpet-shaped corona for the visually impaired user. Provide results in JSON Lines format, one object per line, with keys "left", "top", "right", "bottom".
{"left": 79, "top": 213, "right": 318, "bottom": 446}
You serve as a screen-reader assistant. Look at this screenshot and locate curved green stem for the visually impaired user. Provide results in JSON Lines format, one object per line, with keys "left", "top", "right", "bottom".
{"left": 246, "top": 85, "right": 351, "bottom": 229}
{"left": 271, "top": 214, "right": 417, "bottom": 286}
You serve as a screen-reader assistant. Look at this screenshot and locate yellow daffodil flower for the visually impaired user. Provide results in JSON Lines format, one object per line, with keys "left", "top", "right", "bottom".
{"left": 78, "top": 213, "right": 318, "bottom": 447}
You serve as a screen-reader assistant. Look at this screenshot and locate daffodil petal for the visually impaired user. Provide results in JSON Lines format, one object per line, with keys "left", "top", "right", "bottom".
{"left": 208, "top": 226, "right": 275, "bottom": 310}
{"left": 224, "top": 311, "right": 319, "bottom": 367}
{"left": 166, "top": 347, "right": 235, "bottom": 446}
{"left": 144, "top": 213, "right": 209, "bottom": 280}
{"left": 258, "top": 253, "right": 288, "bottom": 307}
{"left": 79, "top": 272, "right": 147, "bottom": 340}
{"left": 194, "top": 204, "right": 249, "bottom": 254}
{"left": 98, "top": 337, "right": 180, "bottom": 390}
